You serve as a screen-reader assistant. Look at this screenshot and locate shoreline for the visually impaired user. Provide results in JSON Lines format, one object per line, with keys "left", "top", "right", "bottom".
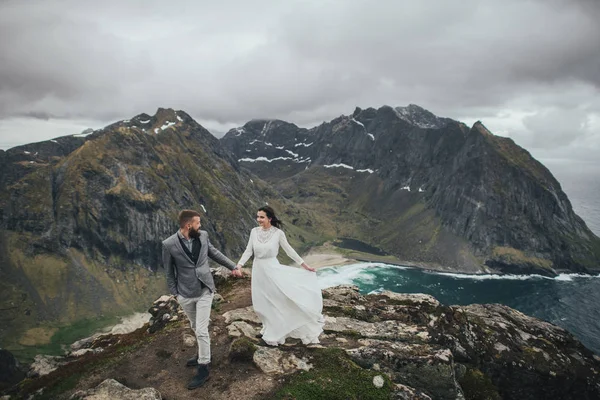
{"left": 300, "top": 244, "right": 600, "bottom": 278}
{"left": 301, "top": 242, "right": 409, "bottom": 270}
{"left": 302, "top": 247, "right": 356, "bottom": 269}
{"left": 300, "top": 242, "right": 474, "bottom": 273}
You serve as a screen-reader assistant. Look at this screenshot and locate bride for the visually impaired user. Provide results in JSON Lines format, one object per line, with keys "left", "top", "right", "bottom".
{"left": 236, "top": 206, "right": 324, "bottom": 346}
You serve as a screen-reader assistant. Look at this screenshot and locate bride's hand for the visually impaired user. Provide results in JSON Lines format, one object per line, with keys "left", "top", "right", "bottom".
{"left": 231, "top": 265, "right": 244, "bottom": 277}
{"left": 301, "top": 263, "right": 316, "bottom": 272}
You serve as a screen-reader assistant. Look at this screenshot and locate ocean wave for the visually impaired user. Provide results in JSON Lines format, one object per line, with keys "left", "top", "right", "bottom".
{"left": 554, "top": 273, "right": 600, "bottom": 281}
{"left": 434, "top": 272, "right": 600, "bottom": 281}
{"left": 317, "top": 262, "right": 600, "bottom": 288}
{"left": 317, "top": 262, "right": 409, "bottom": 289}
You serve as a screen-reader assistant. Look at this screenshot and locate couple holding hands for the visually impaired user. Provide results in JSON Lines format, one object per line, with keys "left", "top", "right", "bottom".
{"left": 162, "top": 206, "right": 324, "bottom": 389}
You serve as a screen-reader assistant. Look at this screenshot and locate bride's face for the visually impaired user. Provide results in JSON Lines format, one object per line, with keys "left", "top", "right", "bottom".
{"left": 256, "top": 211, "right": 271, "bottom": 228}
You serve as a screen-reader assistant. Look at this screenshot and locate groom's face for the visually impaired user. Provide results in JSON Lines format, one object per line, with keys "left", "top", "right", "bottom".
{"left": 188, "top": 216, "right": 201, "bottom": 239}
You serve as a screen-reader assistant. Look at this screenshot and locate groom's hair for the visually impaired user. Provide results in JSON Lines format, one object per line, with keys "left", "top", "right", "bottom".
{"left": 178, "top": 210, "right": 201, "bottom": 228}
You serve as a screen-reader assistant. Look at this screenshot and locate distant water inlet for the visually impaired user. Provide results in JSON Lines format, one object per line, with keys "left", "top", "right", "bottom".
{"left": 317, "top": 263, "right": 600, "bottom": 355}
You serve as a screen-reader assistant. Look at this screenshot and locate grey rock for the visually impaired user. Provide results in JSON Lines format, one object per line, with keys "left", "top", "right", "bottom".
{"left": 182, "top": 334, "right": 196, "bottom": 348}
{"left": 69, "top": 348, "right": 102, "bottom": 357}
{"left": 227, "top": 321, "right": 259, "bottom": 340}
{"left": 69, "top": 378, "right": 161, "bottom": 399}
{"left": 213, "top": 293, "right": 224, "bottom": 304}
{"left": 376, "top": 291, "right": 440, "bottom": 307}
{"left": 70, "top": 334, "right": 102, "bottom": 352}
{"left": 324, "top": 315, "right": 427, "bottom": 340}
{"left": 392, "top": 384, "right": 433, "bottom": 400}
{"left": 253, "top": 347, "right": 312, "bottom": 375}
{"left": 27, "top": 355, "right": 65, "bottom": 378}
{"left": 323, "top": 285, "right": 363, "bottom": 303}
{"left": 347, "top": 341, "right": 460, "bottom": 400}
{"left": 148, "top": 296, "right": 180, "bottom": 334}
{"left": 373, "top": 375, "right": 385, "bottom": 388}
{"left": 223, "top": 306, "right": 261, "bottom": 324}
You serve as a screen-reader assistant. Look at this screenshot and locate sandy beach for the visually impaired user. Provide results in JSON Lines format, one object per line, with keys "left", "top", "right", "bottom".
{"left": 303, "top": 252, "right": 356, "bottom": 269}
{"left": 301, "top": 243, "right": 358, "bottom": 269}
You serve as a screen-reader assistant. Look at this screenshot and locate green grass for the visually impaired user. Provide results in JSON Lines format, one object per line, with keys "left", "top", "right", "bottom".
{"left": 229, "top": 337, "right": 257, "bottom": 362}
{"left": 271, "top": 348, "right": 393, "bottom": 400}
{"left": 9, "top": 315, "right": 120, "bottom": 363}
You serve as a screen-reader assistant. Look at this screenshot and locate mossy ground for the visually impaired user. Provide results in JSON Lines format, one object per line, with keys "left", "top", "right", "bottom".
{"left": 458, "top": 367, "right": 501, "bottom": 400}
{"left": 271, "top": 348, "right": 393, "bottom": 400}
{"left": 491, "top": 246, "right": 553, "bottom": 271}
{"left": 229, "top": 337, "right": 258, "bottom": 362}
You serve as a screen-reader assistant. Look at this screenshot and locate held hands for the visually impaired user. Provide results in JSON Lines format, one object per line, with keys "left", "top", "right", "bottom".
{"left": 301, "top": 262, "right": 316, "bottom": 272}
{"left": 231, "top": 264, "right": 244, "bottom": 278}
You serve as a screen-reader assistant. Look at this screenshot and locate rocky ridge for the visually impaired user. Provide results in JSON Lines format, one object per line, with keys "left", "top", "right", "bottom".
{"left": 4, "top": 277, "right": 599, "bottom": 400}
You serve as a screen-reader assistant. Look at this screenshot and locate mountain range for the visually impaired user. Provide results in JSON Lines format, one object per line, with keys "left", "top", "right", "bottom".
{"left": 222, "top": 104, "right": 600, "bottom": 275}
{"left": 1, "top": 104, "right": 599, "bottom": 354}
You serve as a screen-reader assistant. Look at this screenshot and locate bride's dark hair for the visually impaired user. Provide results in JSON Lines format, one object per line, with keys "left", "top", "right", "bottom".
{"left": 258, "top": 206, "right": 283, "bottom": 229}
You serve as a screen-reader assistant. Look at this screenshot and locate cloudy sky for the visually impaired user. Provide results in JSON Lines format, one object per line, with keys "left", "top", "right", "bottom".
{"left": 1, "top": 0, "right": 599, "bottom": 166}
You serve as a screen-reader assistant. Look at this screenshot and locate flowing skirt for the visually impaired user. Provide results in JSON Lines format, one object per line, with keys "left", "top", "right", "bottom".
{"left": 251, "top": 257, "right": 324, "bottom": 346}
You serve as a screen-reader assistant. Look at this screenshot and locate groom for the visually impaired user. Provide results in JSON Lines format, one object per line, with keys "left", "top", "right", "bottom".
{"left": 162, "top": 209, "right": 242, "bottom": 390}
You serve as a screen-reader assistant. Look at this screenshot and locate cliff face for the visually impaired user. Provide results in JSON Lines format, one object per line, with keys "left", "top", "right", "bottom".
{"left": 221, "top": 105, "right": 600, "bottom": 275}
{"left": 0, "top": 108, "right": 321, "bottom": 352}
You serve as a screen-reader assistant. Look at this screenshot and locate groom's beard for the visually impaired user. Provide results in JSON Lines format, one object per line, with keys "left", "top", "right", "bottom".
{"left": 189, "top": 227, "right": 200, "bottom": 239}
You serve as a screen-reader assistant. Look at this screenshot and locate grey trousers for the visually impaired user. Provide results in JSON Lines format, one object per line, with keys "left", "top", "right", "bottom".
{"left": 177, "top": 287, "right": 214, "bottom": 364}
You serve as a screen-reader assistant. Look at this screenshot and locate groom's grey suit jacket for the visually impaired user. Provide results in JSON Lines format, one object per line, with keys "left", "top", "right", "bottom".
{"left": 162, "top": 230, "right": 236, "bottom": 297}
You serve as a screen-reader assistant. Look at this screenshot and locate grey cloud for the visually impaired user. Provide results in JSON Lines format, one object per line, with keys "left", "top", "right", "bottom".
{"left": 18, "top": 111, "right": 56, "bottom": 120}
{"left": 0, "top": 1, "right": 150, "bottom": 119}
{"left": 0, "top": 0, "right": 599, "bottom": 158}
{"left": 523, "top": 108, "right": 590, "bottom": 148}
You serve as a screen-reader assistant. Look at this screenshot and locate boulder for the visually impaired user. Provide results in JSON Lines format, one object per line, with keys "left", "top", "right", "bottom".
{"left": 69, "top": 378, "right": 162, "bottom": 400}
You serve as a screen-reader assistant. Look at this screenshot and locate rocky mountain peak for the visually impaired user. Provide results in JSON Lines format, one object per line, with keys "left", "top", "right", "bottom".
{"left": 79, "top": 128, "right": 94, "bottom": 136}
{"left": 472, "top": 120, "right": 493, "bottom": 136}
{"left": 392, "top": 104, "right": 451, "bottom": 129}
{"left": 96, "top": 107, "right": 193, "bottom": 136}
{"left": 152, "top": 107, "right": 191, "bottom": 127}
{"left": 146, "top": 107, "right": 186, "bottom": 134}
{"left": 238, "top": 119, "right": 300, "bottom": 138}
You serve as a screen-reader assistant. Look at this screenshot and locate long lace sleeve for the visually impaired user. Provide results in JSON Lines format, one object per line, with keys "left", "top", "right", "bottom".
{"left": 279, "top": 230, "right": 304, "bottom": 265}
{"left": 237, "top": 229, "right": 255, "bottom": 266}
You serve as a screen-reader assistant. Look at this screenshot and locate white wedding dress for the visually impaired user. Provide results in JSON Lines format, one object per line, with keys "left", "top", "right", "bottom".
{"left": 237, "top": 226, "right": 324, "bottom": 346}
